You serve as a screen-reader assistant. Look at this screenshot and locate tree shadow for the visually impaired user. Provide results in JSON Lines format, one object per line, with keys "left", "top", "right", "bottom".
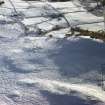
{"left": 47, "top": 38, "right": 105, "bottom": 80}
{"left": 41, "top": 90, "right": 101, "bottom": 105}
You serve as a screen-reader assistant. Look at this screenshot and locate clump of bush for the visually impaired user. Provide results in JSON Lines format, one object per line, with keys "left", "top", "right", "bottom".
{"left": 48, "top": 34, "right": 53, "bottom": 38}
{"left": 100, "top": 0, "right": 105, "bottom": 6}
{"left": 0, "top": 1, "right": 4, "bottom": 5}
{"left": 65, "top": 27, "right": 105, "bottom": 41}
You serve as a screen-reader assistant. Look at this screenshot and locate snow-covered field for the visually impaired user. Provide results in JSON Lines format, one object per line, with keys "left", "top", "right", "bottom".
{"left": 0, "top": 0, "right": 105, "bottom": 105}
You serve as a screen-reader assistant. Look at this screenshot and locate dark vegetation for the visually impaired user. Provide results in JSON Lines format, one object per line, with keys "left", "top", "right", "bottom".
{"left": 0, "top": 1, "right": 4, "bottom": 5}
{"left": 66, "top": 27, "right": 105, "bottom": 41}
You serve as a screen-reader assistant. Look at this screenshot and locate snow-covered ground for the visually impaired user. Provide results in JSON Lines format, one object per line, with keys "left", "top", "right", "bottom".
{"left": 0, "top": 0, "right": 105, "bottom": 105}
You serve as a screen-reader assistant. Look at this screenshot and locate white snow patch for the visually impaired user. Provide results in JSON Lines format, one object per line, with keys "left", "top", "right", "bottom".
{"left": 18, "top": 78, "right": 105, "bottom": 103}
{"left": 10, "top": 49, "right": 23, "bottom": 53}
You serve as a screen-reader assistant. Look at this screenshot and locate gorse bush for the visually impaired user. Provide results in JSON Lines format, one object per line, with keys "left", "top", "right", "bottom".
{"left": 66, "top": 27, "right": 105, "bottom": 41}
{"left": 101, "top": 0, "right": 105, "bottom": 6}
{"left": 0, "top": 1, "right": 4, "bottom": 5}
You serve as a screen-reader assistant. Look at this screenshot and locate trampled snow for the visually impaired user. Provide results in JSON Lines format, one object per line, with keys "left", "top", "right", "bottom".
{"left": 0, "top": 0, "right": 105, "bottom": 105}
